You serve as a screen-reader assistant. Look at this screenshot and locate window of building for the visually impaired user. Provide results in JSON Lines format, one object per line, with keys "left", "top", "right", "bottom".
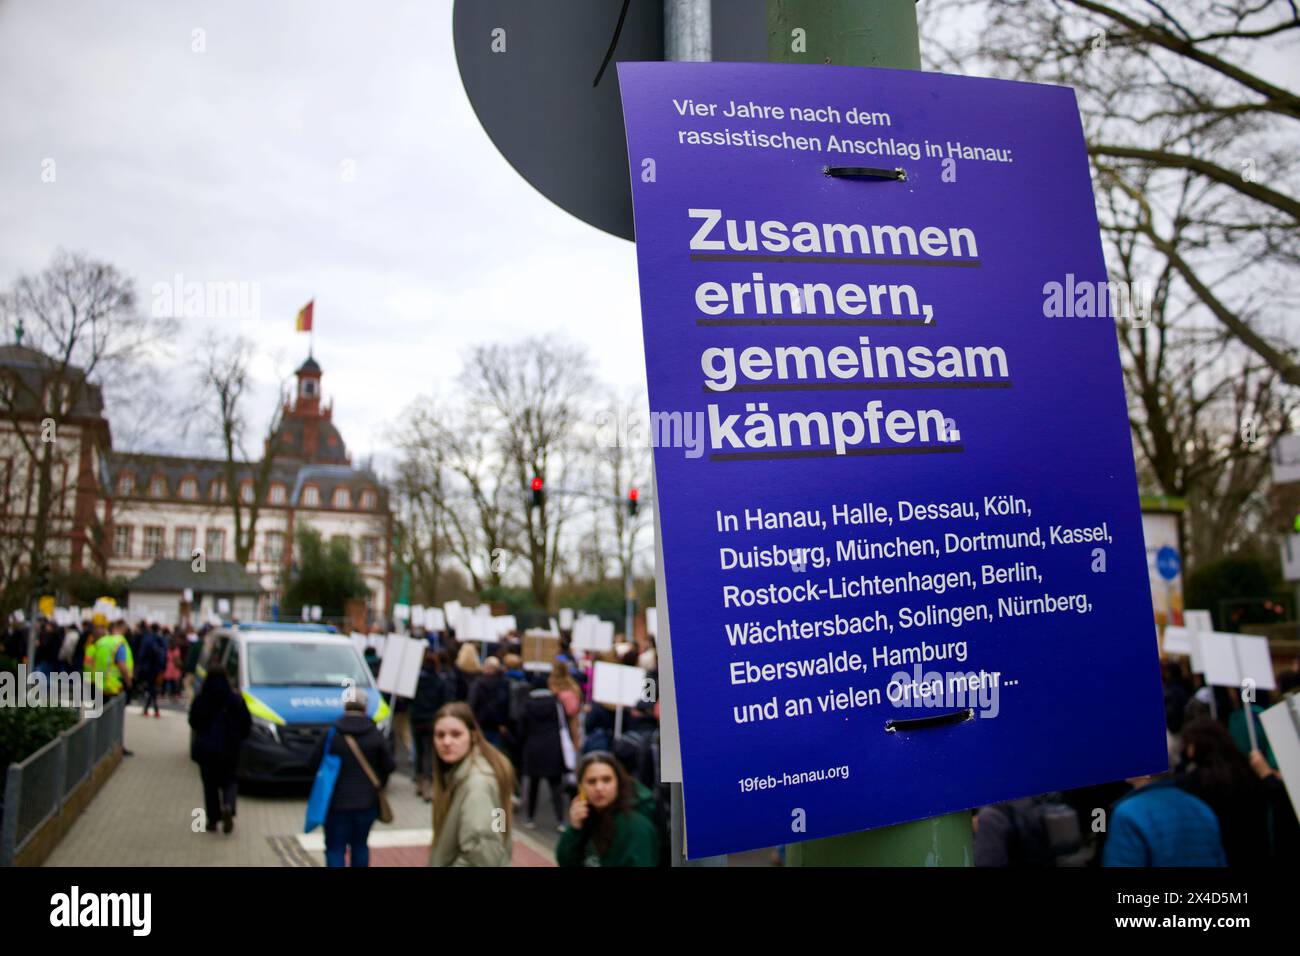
{"left": 301, "top": 378, "right": 317, "bottom": 398}
{"left": 332, "top": 487, "right": 351, "bottom": 509}
{"left": 55, "top": 463, "right": 69, "bottom": 515}
{"left": 113, "top": 525, "right": 133, "bottom": 558}
{"left": 0, "top": 459, "right": 11, "bottom": 514}
{"left": 240, "top": 481, "right": 254, "bottom": 504}
{"left": 359, "top": 489, "right": 377, "bottom": 510}
{"left": 264, "top": 531, "right": 284, "bottom": 563}
{"left": 361, "top": 536, "right": 379, "bottom": 565}
{"left": 179, "top": 477, "right": 198, "bottom": 500}
{"left": 149, "top": 475, "right": 167, "bottom": 498}
{"left": 210, "top": 478, "right": 227, "bottom": 501}
{"left": 174, "top": 527, "right": 195, "bottom": 560}
{"left": 269, "top": 483, "right": 287, "bottom": 505}
{"left": 143, "top": 526, "right": 164, "bottom": 558}
{"left": 44, "top": 382, "right": 67, "bottom": 416}
{"left": 117, "top": 473, "right": 135, "bottom": 496}
{"left": 302, "top": 485, "right": 320, "bottom": 507}
{"left": 205, "top": 528, "right": 225, "bottom": 561}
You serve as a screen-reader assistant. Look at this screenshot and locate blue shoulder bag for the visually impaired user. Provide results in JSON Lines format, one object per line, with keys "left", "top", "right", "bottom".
{"left": 304, "top": 726, "right": 340, "bottom": 833}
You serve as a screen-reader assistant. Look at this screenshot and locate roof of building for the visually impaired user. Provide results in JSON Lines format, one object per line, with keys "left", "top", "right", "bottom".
{"left": 0, "top": 344, "right": 108, "bottom": 421}
{"left": 127, "top": 558, "right": 264, "bottom": 595}
{"left": 296, "top": 355, "right": 321, "bottom": 375}
{"left": 105, "top": 451, "right": 388, "bottom": 512}
{"left": 273, "top": 414, "right": 351, "bottom": 465}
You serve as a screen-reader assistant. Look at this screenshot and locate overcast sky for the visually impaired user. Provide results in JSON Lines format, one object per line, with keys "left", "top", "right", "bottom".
{"left": 4, "top": 2, "right": 1296, "bottom": 471}
{"left": 0, "top": 0, "right": 645, "bottom": 466}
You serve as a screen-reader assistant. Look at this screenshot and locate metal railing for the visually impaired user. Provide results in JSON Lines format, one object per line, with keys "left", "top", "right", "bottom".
{"left": 1, "top": 694, "right": 125, "bottom": 866}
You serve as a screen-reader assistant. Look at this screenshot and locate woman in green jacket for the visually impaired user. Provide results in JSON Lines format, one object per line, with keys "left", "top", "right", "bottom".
{"left": 557, "top": 752, "right": 660, "bottom": 867}
{"left": 427, "top": 702, "right": 515, "bottom": 867}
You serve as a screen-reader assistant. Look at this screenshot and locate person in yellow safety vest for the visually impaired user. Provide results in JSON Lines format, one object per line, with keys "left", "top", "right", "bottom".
{"left": 83, "top": 615, "right": 134, "bottom": 698}
{"left": 82, "top": 616, "right": 108, "bottom": 686}
{"left": 84, "top": 615, "right": 136, "bottom": 756}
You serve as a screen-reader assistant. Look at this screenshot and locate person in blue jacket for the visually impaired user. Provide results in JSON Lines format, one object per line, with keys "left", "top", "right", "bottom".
{"left": 1102, "top": 774, "right": 1226, "bottom": 867}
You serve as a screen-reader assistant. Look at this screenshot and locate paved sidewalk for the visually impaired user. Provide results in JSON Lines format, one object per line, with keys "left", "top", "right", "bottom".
{"left": 44, "top": 704, "right": 556, "bottom": 867}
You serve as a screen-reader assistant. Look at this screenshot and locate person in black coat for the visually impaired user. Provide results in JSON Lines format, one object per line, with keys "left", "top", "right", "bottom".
{"left": 519, "top": 687, "right": 567, "bottom": 831}
{"left": 468, "top": 657, "right": 511, "bottom": 751}
{"left": 1177, "top": 718, "right": 1299, "bottom": 865}
{"left": 312, "top": 690, "right": 395, "bottom": 867}
{"left": 136, "top": 627, "right": 166, "bottom": 718}
{"left": 410, "top": 649, "right": 450, "bottom": 801}
{"left": 188, "top": 662, "right": 251, "bottom": 834}
{"left": 35, "top": 622, "right": 62, "bottom": 675}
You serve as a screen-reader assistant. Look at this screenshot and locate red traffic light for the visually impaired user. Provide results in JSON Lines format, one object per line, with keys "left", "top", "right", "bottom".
{"left": 531, "top": 476, "right": 544, "bottom": 492}
{"left": 628, "top": 488, "right": 638, "bottom": 501}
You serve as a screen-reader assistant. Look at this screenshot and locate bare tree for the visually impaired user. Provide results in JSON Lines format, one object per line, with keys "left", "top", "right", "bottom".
{"left": 590, "top": 389, "right": 652, "bottom": 587}
{"left": 924, "top": 0, "right": 1300, "bottom": 572}
{"left": 463, "top": 336, "right": 594, "bottom": 608}
{"left": 1103, "top": 168, "right": 1298, "bottom": 563}
{"left": 389, "top": 398, "right": 519, "bottom": 597}
{"left": 0, "top": 252, "right": 171, "bottom": 658}
{"left": 201, "top": 335, "right": 288, "bottom": 566}
{"left": 0, "top": 250, "right": 169, "bottom": 624}
{"left": 927, "top": 0, "right": 1300, "bottom": 383}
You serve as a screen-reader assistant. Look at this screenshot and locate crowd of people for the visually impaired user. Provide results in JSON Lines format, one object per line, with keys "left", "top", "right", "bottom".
{"left": 2, "top": 614, "right": 202, "bottom": 709}
{"left": 973, "top": 658, "right": 1300, "bottom": 867}
{"left": 13, "top": 607, "right": 1297, "bottom": 870}
{"left": 312, "top": 621, "right": 665, "bottom": 868}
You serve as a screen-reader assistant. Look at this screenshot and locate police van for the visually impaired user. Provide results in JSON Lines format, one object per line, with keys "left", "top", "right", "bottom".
{"left": 196, "top": 623, "right": 389, "bottom": 784}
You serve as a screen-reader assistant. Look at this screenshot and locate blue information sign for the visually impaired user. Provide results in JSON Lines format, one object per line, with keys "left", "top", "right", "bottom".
{"left": 619, "top": 62, "right": 1168, "bottom": 858}
{"left": 1156, "top": 546, "right": 1181, "bottom": 581}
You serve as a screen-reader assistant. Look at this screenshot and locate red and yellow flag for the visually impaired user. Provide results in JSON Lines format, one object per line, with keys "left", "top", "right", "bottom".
{"left": 295, "top": 300, "right": 314, "bottom": 332}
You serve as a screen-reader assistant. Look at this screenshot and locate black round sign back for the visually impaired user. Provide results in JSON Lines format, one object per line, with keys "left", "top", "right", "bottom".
{"left": 453, "top": 0, "right": 664, "bottom": 241}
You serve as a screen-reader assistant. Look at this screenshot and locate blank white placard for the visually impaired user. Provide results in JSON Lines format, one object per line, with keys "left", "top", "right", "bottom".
{"left": 396, "top": 636, "right": 426, "bottom": 699}
{"left": 571, "top": 617, "right": 597, "bottom": 651}
{"left": 1162, "top": 625, "right": 1192, "bottom": 656}
{"left": 1198, "top": 631, "right": 1240, "bottom": 687}
{"left": 1259, "top": 698, "right": 1300, "bottom": 822}
{"left": 376, "top": 634, "right": 406, "bottom": 693}
{"left": 592, "top": 661, "right": 647, "bottom": 708}
{"left": 1234, "top": 634, "right": 1276, "bottom": 691}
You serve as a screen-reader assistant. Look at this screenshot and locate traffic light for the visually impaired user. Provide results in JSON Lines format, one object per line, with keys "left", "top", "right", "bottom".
{"left": 628, "top": 487, "right": 639, "bottom": 517}
{"left": 531, "top": 476, "right": 544, "bottom": 509}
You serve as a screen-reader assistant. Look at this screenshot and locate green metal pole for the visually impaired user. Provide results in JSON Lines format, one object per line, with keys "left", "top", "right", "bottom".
{"left": 768, "top": 0, "right": 920, "bottom": 69}
{"left": 771, "top": 0, "right": 971, "bottom": 867}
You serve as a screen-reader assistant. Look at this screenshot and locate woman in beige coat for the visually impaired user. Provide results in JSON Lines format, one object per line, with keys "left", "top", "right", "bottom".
{"left": 427, "top": 701, "right": 515, "bottom": 867}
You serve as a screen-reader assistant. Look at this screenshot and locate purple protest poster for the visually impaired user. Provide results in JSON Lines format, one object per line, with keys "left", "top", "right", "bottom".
{"left": 618, "top": 62, "right": 1167, "bottom": 859}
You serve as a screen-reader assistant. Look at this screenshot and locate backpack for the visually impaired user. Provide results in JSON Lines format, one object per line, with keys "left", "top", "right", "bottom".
{"left": 144, "top": 635, "right": 167, "bottom": 673}
{"left": 1004, "top": 796, "right": 1081, "bottom": 866}
{"left": 507, "top": 678, "right": 531, "bottom": 724}
{"left": 191, "top": 700, "right": 230, "bottom": 761}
